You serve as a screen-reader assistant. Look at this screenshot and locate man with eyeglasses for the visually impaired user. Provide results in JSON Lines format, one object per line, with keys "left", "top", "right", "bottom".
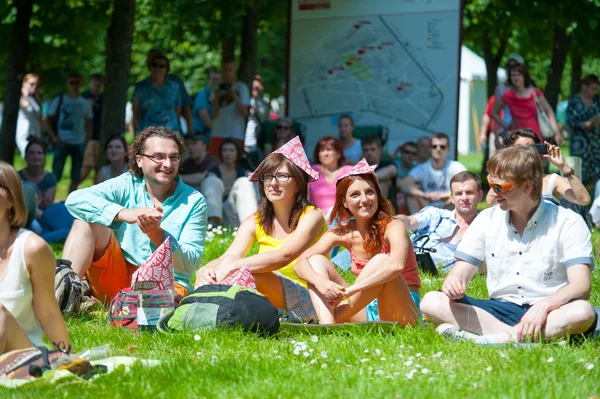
{"left": 47, "top": 72, "right": 93, "bottom": 193}
{"left": 400, "top": 132, "right": 466, "bottom": 214}
{"left": 63, "top": 126, "right": 208, "bottom": 305}
{"left": 421, "top": 145, "right": 597, "bottom": 344}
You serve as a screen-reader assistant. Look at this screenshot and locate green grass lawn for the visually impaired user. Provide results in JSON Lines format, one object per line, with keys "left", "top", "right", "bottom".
{"left": 3, "top": 152, "right": 600, "bottom": 398}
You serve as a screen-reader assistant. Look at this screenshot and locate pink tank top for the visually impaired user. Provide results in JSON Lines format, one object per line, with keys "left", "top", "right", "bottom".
{"left": 346, "top": 225, "right": 421, "bottom": 288}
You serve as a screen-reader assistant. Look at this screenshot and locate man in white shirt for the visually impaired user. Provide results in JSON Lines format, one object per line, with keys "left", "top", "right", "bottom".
{"left": 421, "top": 146, "right": 597, "bottom": 344}
{"left": 400, "top": 132, "right": 466, "bottom": 214}
{"left": 208, "top": 56, "right": 250, "bottom": 157}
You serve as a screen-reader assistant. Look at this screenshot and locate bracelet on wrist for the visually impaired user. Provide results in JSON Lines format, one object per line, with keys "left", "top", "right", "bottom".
{"left": 563, "top": 168, "right": 575, "bottom": 178}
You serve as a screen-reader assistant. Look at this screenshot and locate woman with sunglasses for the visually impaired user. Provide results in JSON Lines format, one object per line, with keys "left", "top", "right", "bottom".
{"left": 263, "top": 117, "right": 296, "bottom": 155}
{"left": 294, "top": 159, "right": 421, "bottom": 325}
{"left": 131, "top": 51, "right": 182, "bottom": 135}
{"left": 16, "top": 73, "right": 42, "bottom": 158}
{"left": 195, "top": 136, "right": 327, "bottom": 322}
{"left": 0, "top": 162, "right": 72, "bottom": 354}
{"left": 309, "top": 136, "right": 353, "bottom": 217}
{"left": 486, "top": 129, "right": 590, "bottom": 207}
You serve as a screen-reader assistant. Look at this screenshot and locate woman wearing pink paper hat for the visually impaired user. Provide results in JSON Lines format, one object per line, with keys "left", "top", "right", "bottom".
{"left": 194, "top": 136, "right": 328, "bottom": 322}
{"left": 294, "top": 159, "right": 421, "bottom": 325}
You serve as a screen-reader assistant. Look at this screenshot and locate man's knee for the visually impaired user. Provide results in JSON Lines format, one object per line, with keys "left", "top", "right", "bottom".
{"left": 566, "top": 300, "right": 596, "bottom": 325}
{"left": 420, "top": 291, "right": 448, "bottom": 319}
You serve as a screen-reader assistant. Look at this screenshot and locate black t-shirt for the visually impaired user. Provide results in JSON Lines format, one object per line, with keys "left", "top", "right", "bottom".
{"left": 179, "top": 154, "right": 220, "bottom": 175}
{"left": 375, "top": 160, "right": 397, "bottom": 209}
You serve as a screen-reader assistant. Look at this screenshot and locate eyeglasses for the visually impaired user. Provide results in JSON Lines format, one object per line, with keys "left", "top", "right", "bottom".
{"left": 260, "top": 173, "right": 292, "bottom": 183}
{"left": 431, "top": 144, "right": 447, "bottom": 150}
{"left": 402, "top": 150, "right": 417, "bottom": 156}
{"left": 487, "top": 176, "right": 516, "bottom": 194}
{"left": 152, "top": 63, "right": 168, "bottom": 69}
{"left": 140, "top": 153, "right": 181, "bottom": 164}
{"left": 276, "top": 125, "right": 291, "bottom": 130}
{"left": 68, "top": 81, "right": 81, "bottom": 86}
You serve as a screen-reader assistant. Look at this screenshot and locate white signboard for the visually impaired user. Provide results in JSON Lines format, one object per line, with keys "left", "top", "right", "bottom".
{"left": 288, "top": 0, "right": 462, "bottom": 156}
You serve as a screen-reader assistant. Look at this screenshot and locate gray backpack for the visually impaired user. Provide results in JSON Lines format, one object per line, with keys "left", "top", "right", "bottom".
{"left": 54, "top": 259, "right": 82, "bottom": 319}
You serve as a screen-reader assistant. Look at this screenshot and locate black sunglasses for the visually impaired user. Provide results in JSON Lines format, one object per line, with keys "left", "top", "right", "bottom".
{"left": 276, "top": 125, "right": 290, "bottom": 130}
{"left": 431, "top": 144, "right": 447, "bottom": 150}
{"left": 402, "top": 149, "right": 417, "bottom": 156}
{"left": 152, "top": 63, "right": 168, "bottom": 69}
{"left": 68, "top": 81, "right": 81, "bottom": 86}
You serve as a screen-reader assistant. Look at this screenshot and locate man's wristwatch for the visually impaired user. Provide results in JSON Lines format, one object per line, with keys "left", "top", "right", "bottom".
{"left": 563, "top": 168, "right": 575, "bottom": 178}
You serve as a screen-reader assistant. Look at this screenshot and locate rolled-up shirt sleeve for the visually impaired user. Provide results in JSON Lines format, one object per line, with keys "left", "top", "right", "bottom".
{"left": 65, "top": 174, "right": 128, "bottom": 229}
{"left": 560, "top": 215, "right": 594, "bottom": 270}
{"left": 454, "top": 209, "right": 490, "bottom": 268}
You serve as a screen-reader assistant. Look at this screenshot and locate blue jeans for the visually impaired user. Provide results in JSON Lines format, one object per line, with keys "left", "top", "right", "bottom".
{"left": 53, "top": 143, "right": 85, "bottom": 184}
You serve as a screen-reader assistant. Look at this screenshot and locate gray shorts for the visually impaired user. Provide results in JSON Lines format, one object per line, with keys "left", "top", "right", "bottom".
{"left": 278, "top": 275, "right": 317, "bottom": 323}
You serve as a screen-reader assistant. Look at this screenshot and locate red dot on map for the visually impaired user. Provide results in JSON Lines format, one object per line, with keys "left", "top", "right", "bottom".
{"left": 354, "top": 24, "right": 360, "bottom": 29}
{"left": 358, "top": 50, "right": 365, "bottom": 55}
{"left": 328, "top": 70, "right": 333, "bottom": 74}
{"left": 346, "top": 61, "right": 352, "bottom": 66}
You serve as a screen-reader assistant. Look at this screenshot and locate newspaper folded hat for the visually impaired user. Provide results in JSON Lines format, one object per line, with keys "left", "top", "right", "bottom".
{"left": 131, "top": 237, "right": 175, "bottom": 292}
{"left": 336, "top": 158, "right": 378, "bottom": 185}
{"left": 248, "top": 136, "right": 319, "bottom": 182}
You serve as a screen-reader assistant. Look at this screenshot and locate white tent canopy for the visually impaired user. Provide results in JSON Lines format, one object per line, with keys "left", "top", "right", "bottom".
{"left": 457, "top": 46, "right": 507, "bottom": 155}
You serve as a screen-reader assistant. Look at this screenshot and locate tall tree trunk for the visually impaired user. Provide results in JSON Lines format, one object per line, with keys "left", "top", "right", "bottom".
{"left": 239, "top": 0, "right": 261, "bottom": 90}
{"left": 570, "top": 49, "right": 583, "bottom": 96}
{"left": 0, "top": 0, "right": 34, "bottom": 163}
{"left": 221, "top": 36, "right": 237, "bottom": 61}
{"left": 100, "top": 0, "right": 136, "bottom": 164}
{"left": 544, "top": 24, "right": 572, "bottom": 110}
{"left": 481, "top": 26, "right": 510, "bottom": 98}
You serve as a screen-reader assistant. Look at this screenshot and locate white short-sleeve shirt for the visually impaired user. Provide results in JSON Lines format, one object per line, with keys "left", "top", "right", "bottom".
{"left": 409, "top": 159, "right": 466, "bottom": 193}
{"left": 454, "top": 201, "right": 594, "bottom": 306}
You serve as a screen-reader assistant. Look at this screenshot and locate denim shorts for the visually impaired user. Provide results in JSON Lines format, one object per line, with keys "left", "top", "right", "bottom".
{"left": 456, "top": 295, "right": 598, "bottom": 337}
{"left": 278, "top": 275, "right": 317, "bottom": 323}
{"left": 366, "top": 291, "right": 421, "bottom": 322}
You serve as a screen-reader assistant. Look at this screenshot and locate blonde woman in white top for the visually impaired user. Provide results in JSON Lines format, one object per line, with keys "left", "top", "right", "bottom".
{"left": 0, "top": 162, "right": 71, "bottom": 354}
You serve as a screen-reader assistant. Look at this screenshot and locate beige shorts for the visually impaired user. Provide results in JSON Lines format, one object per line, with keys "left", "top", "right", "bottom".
{"left": 82, "top": 140, "right": 100, "bottom": 169}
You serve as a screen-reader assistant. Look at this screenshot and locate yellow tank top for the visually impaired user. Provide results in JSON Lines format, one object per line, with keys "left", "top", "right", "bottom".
{"left": 255, "top": 205, "right": 328, "bottom": 288}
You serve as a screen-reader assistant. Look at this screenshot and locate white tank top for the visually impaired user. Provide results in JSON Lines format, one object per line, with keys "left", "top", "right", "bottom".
{"left": 0, "top": 229, "right": 43, "bottom": 346}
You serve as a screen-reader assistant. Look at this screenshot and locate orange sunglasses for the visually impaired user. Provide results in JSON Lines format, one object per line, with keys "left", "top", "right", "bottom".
{"left": 487, "top": 176, "right": 516, "bottom": 194}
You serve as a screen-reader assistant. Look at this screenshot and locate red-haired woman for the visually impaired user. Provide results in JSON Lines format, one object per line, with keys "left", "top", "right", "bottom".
{"left": 309, "top": 136, "right": 353, "bottom": 216}
{"left": 491, "top": 63, "right": 560, "bottom": 143}
{"left": 295, "top": 159, "right": 421, "bottom": 325}
{"left": 195, "top": 136, "right": 327, "bottom": 322}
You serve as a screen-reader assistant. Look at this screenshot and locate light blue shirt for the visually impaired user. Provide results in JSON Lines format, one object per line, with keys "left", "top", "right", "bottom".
{"left": 65, "top": 173, "right": 207, "bottom": 292}
{"left": 133, "top": 78, "right": 182, "bottom": 133}
{"left": 412, "top": 207, "right": 460, "bottom": 271}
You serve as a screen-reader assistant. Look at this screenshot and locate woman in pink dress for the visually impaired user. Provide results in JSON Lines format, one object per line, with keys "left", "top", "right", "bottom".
{"left": 309, "top": 136, "right": 353, "bottom": 217}
{"left": 491, "top": 63, "right": 560, "bottom": 143}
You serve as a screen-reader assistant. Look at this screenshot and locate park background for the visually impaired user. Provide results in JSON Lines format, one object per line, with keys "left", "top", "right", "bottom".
{"left": 1, "top": 1, "right": 600, "bottom": 398}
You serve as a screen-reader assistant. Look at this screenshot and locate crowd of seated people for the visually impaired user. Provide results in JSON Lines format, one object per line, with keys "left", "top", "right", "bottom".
{"left": 4, "top": 51, "right": 599, "bottom": 353}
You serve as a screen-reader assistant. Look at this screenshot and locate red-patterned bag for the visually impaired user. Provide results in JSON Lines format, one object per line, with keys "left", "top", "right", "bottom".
{"left": 108, "top": 288, "right": 138, "bottom": 330}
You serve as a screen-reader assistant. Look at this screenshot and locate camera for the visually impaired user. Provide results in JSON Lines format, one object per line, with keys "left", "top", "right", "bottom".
{"left": 219, "top": 83, "right": 231, "bottom": 91}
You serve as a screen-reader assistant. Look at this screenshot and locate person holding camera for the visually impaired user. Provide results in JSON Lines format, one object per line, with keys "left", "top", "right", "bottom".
{"left": 208, "top": 56, "right": 250, "bottom": 158}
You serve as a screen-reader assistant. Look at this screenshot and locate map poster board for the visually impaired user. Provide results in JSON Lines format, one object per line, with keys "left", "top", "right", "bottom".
{"left": 288, "top": 0, "right": 462, "bottom": 157}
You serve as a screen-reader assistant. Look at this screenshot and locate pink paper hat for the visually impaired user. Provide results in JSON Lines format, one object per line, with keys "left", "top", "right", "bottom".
{"left": 336, "top": 158, "right": 378, "bottom": 184}
{"left": 248, "top": 136, "right": 319, "bottom": 182}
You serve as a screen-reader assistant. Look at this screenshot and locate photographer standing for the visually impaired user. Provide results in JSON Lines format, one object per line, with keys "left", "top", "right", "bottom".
{"left": 208, "top": 56, "right": 250, "bottom": 158}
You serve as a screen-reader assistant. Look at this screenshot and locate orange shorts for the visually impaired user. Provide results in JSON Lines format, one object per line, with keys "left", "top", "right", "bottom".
{"left": 208, "top": 137, "right": 244, "bottom": 159}
{"left": 88, "top": 234, "right": 187, "bottom": 304}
